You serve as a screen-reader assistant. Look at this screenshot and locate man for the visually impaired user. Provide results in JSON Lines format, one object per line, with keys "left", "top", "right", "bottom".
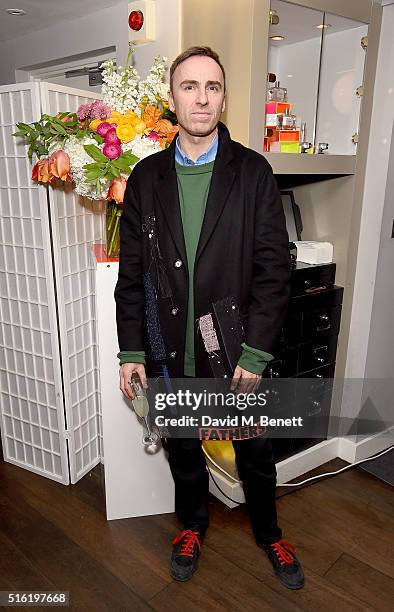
{"left": 115, "top": 46, "right": 305, "bottom": 589}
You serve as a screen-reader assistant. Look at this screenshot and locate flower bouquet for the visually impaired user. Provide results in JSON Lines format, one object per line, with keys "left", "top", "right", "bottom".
{"left": 13, "top": 47, "right": 178, "bottom": 257}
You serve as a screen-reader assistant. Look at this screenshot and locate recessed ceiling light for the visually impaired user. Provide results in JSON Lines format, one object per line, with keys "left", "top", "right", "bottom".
{"left": 287, "top": 74, "right": 293, "bottom": 78}
{"left": 316, "top": 23, "right": 331, "bottom": 29}
{"left": 270, "top": 35, "right": 285, "bottom": 41}
{"left": 6, "top": 8, "right": 26, "bottom": 15}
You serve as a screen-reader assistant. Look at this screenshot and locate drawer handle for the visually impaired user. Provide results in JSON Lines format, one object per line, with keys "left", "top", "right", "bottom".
{"left": 316, "top": 313, "right": 331, "bottom": 332}
{"left": 313, "top": 345, "right": 328, "bottom": 364}
{"left": 308, "top": 400, "right": 322, "bottom": 416}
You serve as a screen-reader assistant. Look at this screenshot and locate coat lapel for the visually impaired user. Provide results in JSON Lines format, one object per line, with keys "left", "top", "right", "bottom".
{"left": 195, "top": 122, "right": 236, "bottom": 264}
{"left": 155, "top": 142, "right": 187, "bottom": 262}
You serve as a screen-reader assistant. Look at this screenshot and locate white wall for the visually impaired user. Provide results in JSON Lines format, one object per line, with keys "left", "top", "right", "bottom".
{"left": 343, "top": 3, "right": 394, "bottom": 432}
{"left": 364, "top": 120, "right": 394, "bottom": 377}
{"left": 0, "top": 0, "right": 181, "bottom": 87}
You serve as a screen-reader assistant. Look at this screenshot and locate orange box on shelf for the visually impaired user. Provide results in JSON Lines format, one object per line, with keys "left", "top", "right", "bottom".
{"left": 279, "top": 130, "right": 300, "bottom": 142}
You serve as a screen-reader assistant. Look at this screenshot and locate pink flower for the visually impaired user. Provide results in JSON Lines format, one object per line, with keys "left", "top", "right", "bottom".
{"left": 97, "top": 122, "right": 115, "bottom": 137}
{"left": 103, "top": 143, "right": 122, "bottom": 160}
{"left": 147, "top": 130, "right": 160, "bottom": 142}
{"left": 105, "top": 128, "right": 121, "bottom": 145}
{"left": 77, "top": 103, "right": 92, "bottom": 121}
{"left": 90, "top": 100, "right": 111, "bottom": 120}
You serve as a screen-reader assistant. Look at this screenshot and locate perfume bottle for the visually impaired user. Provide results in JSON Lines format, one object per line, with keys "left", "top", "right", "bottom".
{"left": 267, "top": 80, "right": 288, "bottom": 103}
{"left": 281, "top": 107, "right": 297, "bottom": 130}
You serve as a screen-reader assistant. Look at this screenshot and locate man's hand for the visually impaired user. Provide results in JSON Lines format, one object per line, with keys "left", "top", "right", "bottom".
{"left": 119, "top": 363, "right": 147, "bottom": 400}
{"left": 230, "top": 365, "right": 262, "bottom": 395}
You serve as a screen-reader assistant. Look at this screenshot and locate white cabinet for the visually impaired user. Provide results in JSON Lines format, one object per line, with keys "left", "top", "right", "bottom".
{"left": 94, "top": 254, "right": 174, "bottom": 519}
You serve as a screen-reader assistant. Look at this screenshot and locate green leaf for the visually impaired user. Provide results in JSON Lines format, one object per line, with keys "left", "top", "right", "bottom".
{"left": 121, "top": 151, "right": 139, "bottom": 165}
{"left": 107, "top": 166, "right": 121, "bottom": 179}
{"left": 37, "top": 145, "right": 48, "bottom": 157}
{"left": 83, "top": 162, "right": 106, "bottom": 171}
{"left": 112, "top": 158, "right": 132, "bottom": 172}
{"left": 85, "top": 169, "right": 103, "bottom": 182}
{"left": 84, "top": 144, "right": 108, "bottom": 163}
{"left": 16, "top": 122, "right": 32, "bottom": 132}
{"left": 51, "top": 123, "right": 67, "bottom": 135}
{"left": 92, "top": 133, "right": 105, "bottom": 144}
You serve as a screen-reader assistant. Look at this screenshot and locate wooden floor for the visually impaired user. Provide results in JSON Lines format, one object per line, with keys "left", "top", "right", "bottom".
{"left": 0, "top": 454, "right": 393, "bottom": 612}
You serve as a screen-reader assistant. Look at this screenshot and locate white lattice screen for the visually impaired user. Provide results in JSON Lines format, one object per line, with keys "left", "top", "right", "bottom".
{"left": 0, "top": 81, "right": 106, "bottom": 485}
{"left": 0, "top": 83, "right": 70, "bottom": 483}
{"left": 40, "top": 83, "right": 105, "bottom": 483}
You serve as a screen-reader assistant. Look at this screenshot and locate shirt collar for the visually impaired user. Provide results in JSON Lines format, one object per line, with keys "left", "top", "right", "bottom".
{"left": 175, "top": 133, "right": 218, "bottom": 166}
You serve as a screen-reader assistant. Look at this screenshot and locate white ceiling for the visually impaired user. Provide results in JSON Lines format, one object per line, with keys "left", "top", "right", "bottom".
{"left": 0, "top": 0, "right": 370, "bottom": 45}
{"left": 269, "top": 0, "right": 365, "bottom": 47}
{"left": 0, "top": 0, "right": 120, "bottom": 42}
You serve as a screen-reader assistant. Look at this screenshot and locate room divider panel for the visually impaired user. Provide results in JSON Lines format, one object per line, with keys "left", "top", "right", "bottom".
{"left": 0, "top": 81, "right": 105, "bottom": 484}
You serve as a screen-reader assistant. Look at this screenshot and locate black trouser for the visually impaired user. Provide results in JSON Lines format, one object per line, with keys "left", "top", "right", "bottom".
{"left": 163, "top": 436, "right": 282, "bottom": 545}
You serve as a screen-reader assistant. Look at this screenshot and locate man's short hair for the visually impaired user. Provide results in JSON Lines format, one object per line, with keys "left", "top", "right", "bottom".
{"left": 170, "top": 46, "right": 226, "bottom": 92}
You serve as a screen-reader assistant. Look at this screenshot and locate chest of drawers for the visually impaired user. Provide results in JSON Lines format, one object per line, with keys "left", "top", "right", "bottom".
{"left": 263, "top": 261, "right": 343, "bottom": 461}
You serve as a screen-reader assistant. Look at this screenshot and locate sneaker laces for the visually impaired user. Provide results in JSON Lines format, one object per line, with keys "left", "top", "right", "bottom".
{"left": 270, "top": 539, "right": 297, "bottom": 565}
{"left": 172, "top": 530, "right": 201, "bottom": 557}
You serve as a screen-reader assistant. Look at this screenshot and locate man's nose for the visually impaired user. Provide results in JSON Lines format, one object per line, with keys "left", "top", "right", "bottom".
{"left": 195, "top": 88, "right": 208, "bottom": 105}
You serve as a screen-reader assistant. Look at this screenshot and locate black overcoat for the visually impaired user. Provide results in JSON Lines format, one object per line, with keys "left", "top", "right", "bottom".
{"left": 115, "top": 121, "right": 291, "bottom": 378}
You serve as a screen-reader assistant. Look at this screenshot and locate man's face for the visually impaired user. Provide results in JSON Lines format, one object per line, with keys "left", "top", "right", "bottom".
{"left": 169, "top": 55, "right": 226, "bottom": 137}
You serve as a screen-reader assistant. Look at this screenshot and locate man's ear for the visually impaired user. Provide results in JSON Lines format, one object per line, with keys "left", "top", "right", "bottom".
{"left": 168, "top": 89, "right": 175, "bottom": 113}
{"left": 222, "top": 94, "right": 226, "bottom": 113}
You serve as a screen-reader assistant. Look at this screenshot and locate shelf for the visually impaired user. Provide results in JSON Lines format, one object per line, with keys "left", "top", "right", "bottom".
{"left": 264, "top": 153, "right": 356, "bottom": 176}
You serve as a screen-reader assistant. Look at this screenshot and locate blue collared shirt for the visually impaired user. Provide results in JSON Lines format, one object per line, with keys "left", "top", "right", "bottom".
{"left": 175, "top": 133, "right": 218, "bottom": 166}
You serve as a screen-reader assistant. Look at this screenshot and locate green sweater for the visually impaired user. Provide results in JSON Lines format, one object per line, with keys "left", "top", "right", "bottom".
{"left": 118, "top": 160, "right": 274, "bottom": 374}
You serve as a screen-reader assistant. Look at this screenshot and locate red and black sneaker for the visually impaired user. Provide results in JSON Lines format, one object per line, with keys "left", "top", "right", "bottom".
{"left": 170, "top": 529, "right": 203, "bottom": 582}
{"left": 262, "top": 539, "right": 305, "bottom": 589}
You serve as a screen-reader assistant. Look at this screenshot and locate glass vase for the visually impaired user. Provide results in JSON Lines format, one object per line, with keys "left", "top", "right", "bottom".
{"left": 106, "top": 200, "right": 122, "bottom": 258}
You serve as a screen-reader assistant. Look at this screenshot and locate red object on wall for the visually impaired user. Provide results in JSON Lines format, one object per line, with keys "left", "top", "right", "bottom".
{"left": 129, "top": 9, "right": 144, "bottom": 31}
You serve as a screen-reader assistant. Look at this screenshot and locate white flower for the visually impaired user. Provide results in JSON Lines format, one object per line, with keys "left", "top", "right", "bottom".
{"left": 62, "top": 134, "right": 161, "bottom": 200}
{"left": 100, "top": 52, "right": 170, "bottom": 112}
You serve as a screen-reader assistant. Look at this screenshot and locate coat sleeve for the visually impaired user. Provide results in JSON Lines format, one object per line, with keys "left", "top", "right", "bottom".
{"left": 114, "top": 176, "right": 145, "bottom": 352}
{"left": 245, "top": 165, "right": 291, "bottom": 355}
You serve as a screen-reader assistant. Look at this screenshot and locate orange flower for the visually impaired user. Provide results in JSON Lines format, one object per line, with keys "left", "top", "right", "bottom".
{"left": 166, "top": 125, "right": 179, "bottom": 144}
{"left": 32, "top": 162, "right": 39, "bottom": 181}
{"left": 155, "top": 118, "right": 174, "bottom": 136}
{"left": 108, "top": 176, "right": 127, "bottom": 204}
{"left": 37, "top": 159, "right": 53, "bottom": 183}
{"left": 143, "top": 104, "right": 162, "bottom": 129}
{"left": 55, "top": 112, "right": 73, "bottom": 123}
{"left": 49, "top": 150, "right": 71, "bottom": 181}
